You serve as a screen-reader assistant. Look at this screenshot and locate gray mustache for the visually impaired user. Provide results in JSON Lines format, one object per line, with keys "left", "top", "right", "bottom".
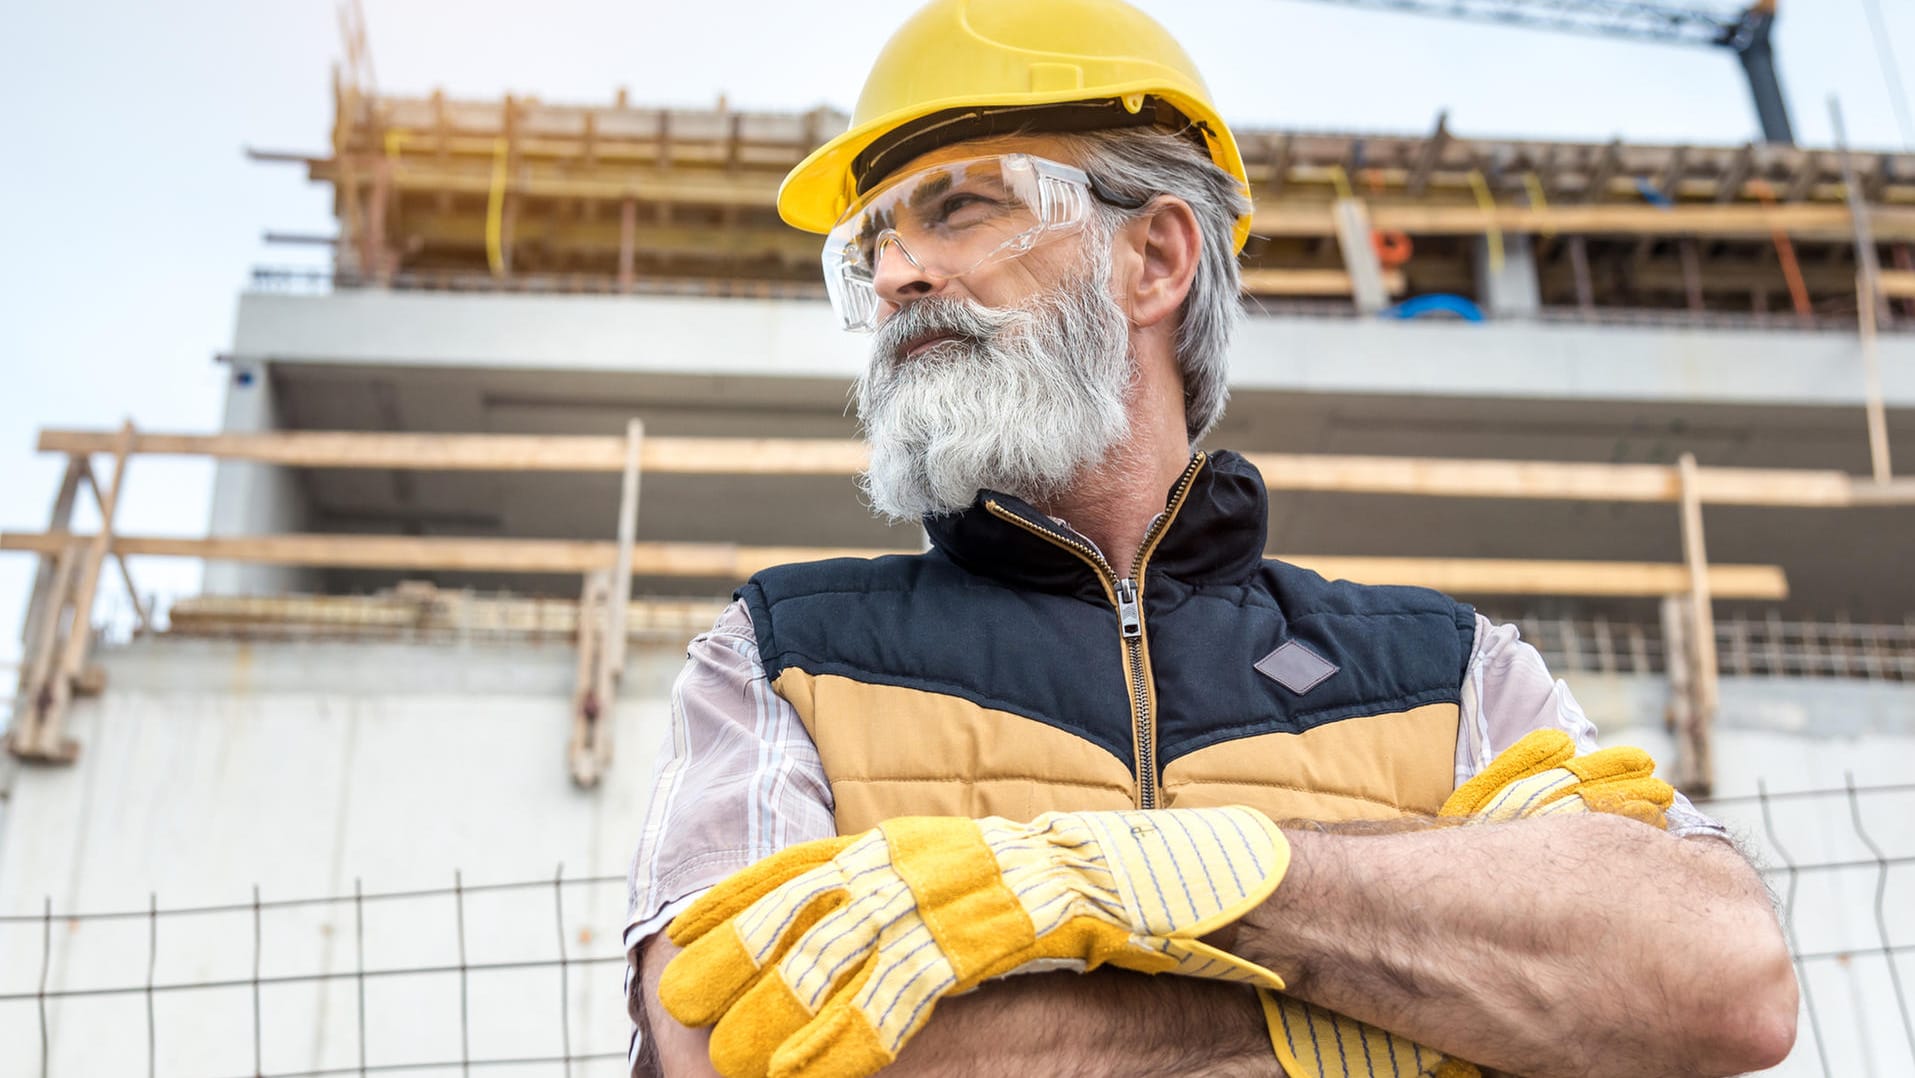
{"left": 871, "top": 296, "right": 1014, "bottom": 366}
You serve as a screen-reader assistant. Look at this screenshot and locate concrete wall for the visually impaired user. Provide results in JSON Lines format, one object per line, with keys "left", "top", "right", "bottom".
{"left": 2, "top": 632, "right": 1910, "bottom": 1076}
{"left": 204, "top": 360, "right": 313, "bottom": 596}
{"left": 231, "top": 290, "right": 1915, "bottom": 409}
{"left": 0, "top": 636, "right": 681, "bottom": 1077}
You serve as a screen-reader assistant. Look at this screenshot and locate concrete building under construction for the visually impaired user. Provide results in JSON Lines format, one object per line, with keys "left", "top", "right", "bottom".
{"left": 4, "top": 15, "right": 1915, "bottom": 1076}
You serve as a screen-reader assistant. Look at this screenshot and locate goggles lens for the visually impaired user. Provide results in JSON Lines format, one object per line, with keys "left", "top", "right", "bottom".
{"left": 821, "top": 154, "right": 1097, "bottom": 331}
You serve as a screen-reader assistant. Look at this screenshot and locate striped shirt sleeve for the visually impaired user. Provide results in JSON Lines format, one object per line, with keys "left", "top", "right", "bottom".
{"left": 623, "top": 599, "right": 836, "bottom": 952}
{"left": 1454, "top": 614, "right": 1725, "bottom": 839}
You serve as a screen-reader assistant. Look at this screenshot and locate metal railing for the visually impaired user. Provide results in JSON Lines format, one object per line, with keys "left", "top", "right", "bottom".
{"left": 1499, "top": 612, "right": 1915, "bottom": 682}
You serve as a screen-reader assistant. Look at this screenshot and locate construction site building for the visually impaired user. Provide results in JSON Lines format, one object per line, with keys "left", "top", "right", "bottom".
{"left": 3, "top": 74, "right": 1915, "bottom": 1077}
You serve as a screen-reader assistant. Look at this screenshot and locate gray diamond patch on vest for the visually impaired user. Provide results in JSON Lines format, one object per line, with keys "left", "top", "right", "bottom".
{"left": 1255, "top": 640, "right": 1338, "bottom": 695}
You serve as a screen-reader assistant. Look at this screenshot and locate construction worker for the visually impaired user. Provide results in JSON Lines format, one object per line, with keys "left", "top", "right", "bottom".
{"left": 624, "top": 1, "right": 1798, "bottom": 1075}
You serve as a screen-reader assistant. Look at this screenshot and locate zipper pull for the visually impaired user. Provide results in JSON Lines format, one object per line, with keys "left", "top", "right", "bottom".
{"left": 1116, "top": 577, "right": 1142, "bottom": 638}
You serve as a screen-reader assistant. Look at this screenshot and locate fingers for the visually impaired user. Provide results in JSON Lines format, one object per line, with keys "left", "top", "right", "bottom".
{"left": 710, "top": 958, "right": 850, "bottom": 1078}
{"left": 768, "top": 954, "right": 902, "bottom": 1078}
{"left": 1561, "top": 744, "right": 1656, "bottom": 785}
{"left": 1439, "top": 729, "right": 1574, "bottom": 817}
{"left": 659, "top": 870, "right": 848, "bottom": 1028}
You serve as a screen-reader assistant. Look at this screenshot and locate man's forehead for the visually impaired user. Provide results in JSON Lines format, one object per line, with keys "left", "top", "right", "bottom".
{"left": 888, "top": 133, "right": 1083, "bottom": 178}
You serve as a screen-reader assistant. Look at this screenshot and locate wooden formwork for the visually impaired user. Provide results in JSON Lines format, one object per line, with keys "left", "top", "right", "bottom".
{"left": 15, "top": 425, "right": 1915, "bottom": 787}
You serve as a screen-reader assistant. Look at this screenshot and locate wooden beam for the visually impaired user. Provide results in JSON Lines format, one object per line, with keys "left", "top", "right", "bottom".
{"left": 35, "top": 430, "right": 871, "bottom": 475}
{"left": 1251, "top": 203, "right": 1915, "bottom": 242}
{"left": 1882, "top": 269, "right": 1915, "bottom": 299}
{"left": 0, "top": 531, "right": 899, "bottom": 579}
{"left": 0, "top": 531, "right": 1789, "bottom": 599}
{"left": 36, "top": 430, "right": 1912, "bottom": 507}
{"left": 1282, "top": 555, "right": 1785, "bottom": 600}
{"left": 1239, "top": 268, "right": 1406, "bottom": 298}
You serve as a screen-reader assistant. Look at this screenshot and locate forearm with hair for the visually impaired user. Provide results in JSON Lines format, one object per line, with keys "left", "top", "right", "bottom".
{"left": 885, "top": 968, "right": 1276, "bottom": 1077}
{"left": 638, "top": 935, "right": 1277, "bottom": 1077}
{"left": 1225, "top": 814, "right": 1796, "bottom": 1078}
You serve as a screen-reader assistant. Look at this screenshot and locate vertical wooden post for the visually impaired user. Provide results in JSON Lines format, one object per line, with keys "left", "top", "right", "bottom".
{"left": 568, "top": 570, "right": 609, "bottom": 786}
{"left": 1676, "top": 453, "right": 1717, "bottom": 795}
{"left": 367, "top": 155, "right": 394, "bottom": 287}
{"left": 1568, "top": 237, "right": 1596, "bottom": 317}
{"left": 7, "top": 545, "right": 81, "bottom": 758}
{"left": 571, "top": 420, "right": 643, "bottom": 788}
{"left": 1660, "top": 594, "right": 1690, "bottom": 737}
{"left": 1332, "top": 199, "right": 1387, "bottom": 314}
{"left": 1859, "top": 273, "right": 1894, "bottom": 483}
{"left": 618, "top": 198, "right": 637, "bottom": 294}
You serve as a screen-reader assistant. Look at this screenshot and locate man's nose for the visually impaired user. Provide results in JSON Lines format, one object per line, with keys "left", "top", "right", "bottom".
{"left": 869, "top": 235, "right": 942, "bottom": 307}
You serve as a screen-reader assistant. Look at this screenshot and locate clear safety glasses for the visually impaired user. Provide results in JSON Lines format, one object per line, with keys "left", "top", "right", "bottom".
{"left": 822, "top": 154, "right": 1102, "bottom": 332}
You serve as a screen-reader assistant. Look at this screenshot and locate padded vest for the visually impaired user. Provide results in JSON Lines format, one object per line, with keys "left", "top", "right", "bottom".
{"left": 738, "top": 451, "right": 1476, "bottom": 832}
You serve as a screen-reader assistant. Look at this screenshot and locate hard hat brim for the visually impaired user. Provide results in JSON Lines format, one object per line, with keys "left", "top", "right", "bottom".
{"left": 777, "top": 83, "right": 1250, "bottom": 252}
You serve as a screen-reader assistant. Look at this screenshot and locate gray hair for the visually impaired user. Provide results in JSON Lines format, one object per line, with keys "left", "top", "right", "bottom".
{"left": 1053, "top": 127, "right": 1250, "bottom": 446}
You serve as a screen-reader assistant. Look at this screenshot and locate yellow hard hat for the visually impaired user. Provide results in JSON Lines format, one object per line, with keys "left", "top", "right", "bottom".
{"left": 778, "top": 0, "right": 1252, "bottom": 252}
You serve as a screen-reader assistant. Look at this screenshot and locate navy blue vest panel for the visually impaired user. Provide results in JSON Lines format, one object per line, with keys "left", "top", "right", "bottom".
{"left": 738, "top": 451, "right": 1477, "bottom": 780}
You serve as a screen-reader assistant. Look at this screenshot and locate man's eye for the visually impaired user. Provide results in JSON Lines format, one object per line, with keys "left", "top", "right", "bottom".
{"left": 936, "top": 193, "right": 996, "bottom": 223}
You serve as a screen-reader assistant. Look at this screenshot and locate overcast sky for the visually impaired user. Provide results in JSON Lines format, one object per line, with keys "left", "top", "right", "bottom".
{"left": 3, "top": 0, "right": 1912, "bottom": 670}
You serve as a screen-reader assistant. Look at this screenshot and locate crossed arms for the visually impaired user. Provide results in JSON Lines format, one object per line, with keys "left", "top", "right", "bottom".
{"left": 638, "top": 811, "right": 1796, "bottom": 1078}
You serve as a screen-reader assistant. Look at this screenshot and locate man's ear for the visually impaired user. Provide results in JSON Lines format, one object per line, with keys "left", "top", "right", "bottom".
{"left": 1121, "top": 196, "right": 1202, "bottom": 328}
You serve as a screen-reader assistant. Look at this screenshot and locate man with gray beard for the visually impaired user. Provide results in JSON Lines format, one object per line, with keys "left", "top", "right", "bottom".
{"left": 623, "top": 2, "right": 1796, "bottom": 1077}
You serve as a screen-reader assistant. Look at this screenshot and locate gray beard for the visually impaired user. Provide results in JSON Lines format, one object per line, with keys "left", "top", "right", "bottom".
{"left": 854, "top": 266, "right": 1137, "bottom": 522}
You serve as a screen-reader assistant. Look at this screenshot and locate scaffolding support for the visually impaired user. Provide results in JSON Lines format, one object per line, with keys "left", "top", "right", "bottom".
{"left": 8, "top": 421, "right": 134, "bottom": 764}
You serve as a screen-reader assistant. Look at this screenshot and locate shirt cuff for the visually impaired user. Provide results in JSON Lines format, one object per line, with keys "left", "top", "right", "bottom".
{"left": 624, "top": 889, "right": 710, "bottom": 954}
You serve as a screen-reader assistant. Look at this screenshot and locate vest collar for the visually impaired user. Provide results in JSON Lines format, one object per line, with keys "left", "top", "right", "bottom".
{"left": 922, "top": 449, "right": 1270, "bottom": 595}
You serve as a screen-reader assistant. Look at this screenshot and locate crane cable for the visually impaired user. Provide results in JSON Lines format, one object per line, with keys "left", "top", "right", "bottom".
{"left": 1859, "top": 0, "right": 1915, "bottom": 149}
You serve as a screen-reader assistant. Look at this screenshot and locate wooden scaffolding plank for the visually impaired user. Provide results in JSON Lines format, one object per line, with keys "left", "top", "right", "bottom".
{"left": 1252, "top": 203, "right": 1915, "bottom": 242}
{"left": 0, "top": 531, "right": 1788, "bottom": 599}
{"left": 36, "top": 429, "right": 1907, "bottom": 507}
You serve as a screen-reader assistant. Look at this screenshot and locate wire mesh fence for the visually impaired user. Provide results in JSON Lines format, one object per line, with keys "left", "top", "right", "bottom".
{"left": 1496, "top": 611, "right": 1915, "bottom": 683}
{"left": 1, "top": 780, "right": 1911, "bottom": 1077}
{"left": 0, "top": 869, "right": 633, "bottom": 1078}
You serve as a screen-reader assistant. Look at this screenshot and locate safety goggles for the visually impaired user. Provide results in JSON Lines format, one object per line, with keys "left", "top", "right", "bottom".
{"left": 821, "top": 154, "right": 1108, "bottom": 332}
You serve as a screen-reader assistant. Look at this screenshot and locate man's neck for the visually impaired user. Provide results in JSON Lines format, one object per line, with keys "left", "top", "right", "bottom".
{"left": 1036, "top": 438, "right": 1192, "bottom": 579}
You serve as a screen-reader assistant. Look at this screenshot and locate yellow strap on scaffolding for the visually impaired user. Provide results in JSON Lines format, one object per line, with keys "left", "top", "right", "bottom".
{"left": 1328, "top": 165, "right": 1355, "bottom": 203}
{"left": 486, "top": 137, "right": 508, "bottom": 277}
{"left": 383, "top": 128, "right": 412, "bottom": 159}
{"left": 1522, "top": 172, "right": 1554, "bottom": 239}
{"left": 1469, "top": 169, "right": 1504, "bottom": 275}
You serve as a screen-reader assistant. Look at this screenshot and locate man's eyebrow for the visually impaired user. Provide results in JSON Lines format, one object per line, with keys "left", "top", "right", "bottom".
{"left": 905, "top": 172, "right": 955, "bottom": 215}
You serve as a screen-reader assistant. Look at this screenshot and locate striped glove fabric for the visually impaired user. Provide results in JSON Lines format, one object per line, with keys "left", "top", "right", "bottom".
{"left": 1251, "top": 728, "right": 1677, "bottom": 1078}
{"left": 659, "top": 807, "right": 1290, "bottom": 1078}
{"left": 1261, "top": 993, "right": 1482, "bottom": 1078}
{"left": 1439, "top": 727, "right": 1674, "bottom": 829}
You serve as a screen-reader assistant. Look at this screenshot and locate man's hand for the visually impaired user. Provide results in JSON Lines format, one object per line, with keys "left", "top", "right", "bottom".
{"left": 1441, "top": 729, "right": 1673, "bottom": 827}
{"left": 659, "top": 807, "right": 1288, "bottom": 1078}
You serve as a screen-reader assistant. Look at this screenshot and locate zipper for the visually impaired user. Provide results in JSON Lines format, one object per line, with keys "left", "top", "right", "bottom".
{"left": 982, "top": 453, "right": 1206, "bottom": 810}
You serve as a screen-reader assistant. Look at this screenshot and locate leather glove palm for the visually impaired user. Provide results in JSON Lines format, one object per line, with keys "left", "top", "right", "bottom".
{"left": 660, "top": 806, "right": 1289, "bottom": 1078}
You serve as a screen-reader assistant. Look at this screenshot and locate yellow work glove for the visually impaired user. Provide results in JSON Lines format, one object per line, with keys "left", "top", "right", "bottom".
{"left": 659, "top": 807, "right": 1289, "bottom": 1078}
{"left": 1440, "top": 728, "right": 1675, "bottom": 829}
